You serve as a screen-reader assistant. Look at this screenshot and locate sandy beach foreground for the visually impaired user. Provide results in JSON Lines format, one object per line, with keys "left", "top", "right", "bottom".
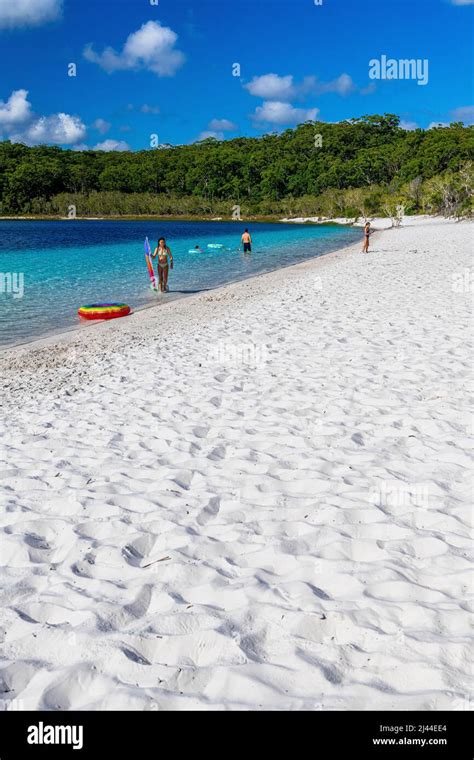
{"left": 0, "top": 216, "right": 472, "bottom": 711}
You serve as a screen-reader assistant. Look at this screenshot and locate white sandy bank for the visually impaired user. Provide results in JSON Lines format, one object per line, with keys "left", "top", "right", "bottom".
{"left": 0, "top": 217, "right": 472, "bottom": 711}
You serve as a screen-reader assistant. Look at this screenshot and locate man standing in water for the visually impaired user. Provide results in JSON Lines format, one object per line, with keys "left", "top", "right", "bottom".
{"left": 153, "top": 237, "right": 173, "bottom": 293}
{"left": 241, "top": 229, "right": 252, "bottom": 253}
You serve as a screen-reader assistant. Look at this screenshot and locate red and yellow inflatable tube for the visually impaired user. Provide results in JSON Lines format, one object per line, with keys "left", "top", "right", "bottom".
{"left": 78, "top": 303, "right": 131, "bottom": 321}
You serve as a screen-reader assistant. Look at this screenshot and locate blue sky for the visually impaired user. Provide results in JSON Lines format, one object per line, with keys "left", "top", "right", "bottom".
{"left": 0, "top": 0, "right": 472, "bottom": 151}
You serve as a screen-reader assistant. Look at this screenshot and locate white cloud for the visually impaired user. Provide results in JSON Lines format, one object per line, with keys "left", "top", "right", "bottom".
{"left": 208, "top": 118, "right": 237, "bottom": 131}
{"left": 196, "top": 130, "right": 224, "bottom": 141}
{"left": 92, "top": 118, "right": 111, "bottom": 134}
{"left": 0, "top": 89, "right": 32, "bottom": 125}
{"left": 426, "top": 106, "right": 474, "bottom": 130}
{"left": 317, "top": 73, "right": 355, "bottom": 96}
{"left": 251, "top": 101, "right": 319, "bottom": 126}
{"left": 450, "top": 0, "right": 474, "bottom": 5}
{"left": 195, "top": 119, "right": 237, "bottom": 142}
{"left": 0, "top": 88, "right": 86, "bottom": 146}
{"left": 400, "top": 120, "right": 418, "bottom": 131}
{"left": 140, "top": 104, "right": 160, "bottom": 114}
{"left": 245, "top": 72, "right": 355, "bottom": 101}
{"left": 23, "top": 113, "right": 86, "bottom": 145}
{"left": 245, "top": 74, "right": 298, "bottom": 101}
{"left": 450, "top": 105, "right": 474, "bottom": 124}
{"left": 84, "top": 21, "right": 185, "bottom": 77}
{"left": 0, "top": 0, "right": 61, "bottom": 29}
{"left": 93, "top": 139, "right": 130, "bottom": 152}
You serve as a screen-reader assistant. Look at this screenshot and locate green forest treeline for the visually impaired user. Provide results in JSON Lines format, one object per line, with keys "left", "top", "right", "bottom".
{"left": 0, "top": 115, "right": 473, "bottom": 219}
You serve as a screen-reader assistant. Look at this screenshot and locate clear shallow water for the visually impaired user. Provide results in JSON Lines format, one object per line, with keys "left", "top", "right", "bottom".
{"left": 0, "top": 220, "right": 359, "bottom": 347}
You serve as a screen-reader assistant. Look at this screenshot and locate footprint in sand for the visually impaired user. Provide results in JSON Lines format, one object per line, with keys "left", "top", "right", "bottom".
{"left": 196, "top": 496, "right": 221, "bottom": 526}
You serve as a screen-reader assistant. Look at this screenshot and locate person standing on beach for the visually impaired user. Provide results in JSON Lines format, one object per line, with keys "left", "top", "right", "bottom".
{"left": 362, "top": 222, "right": 371, "bottom": 253}
{"left": 241, "top": 229, "right": 252, "bottom": 253}
{"left": 153, "top": 237, "right": 173, "bottom": 293}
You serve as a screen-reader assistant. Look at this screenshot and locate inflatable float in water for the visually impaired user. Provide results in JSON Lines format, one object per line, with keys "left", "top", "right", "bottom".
{"left": 78, "top": 303, "right": 131, "bottom": 321}
{"left": 207, "top": 244, "right": 224, "bottom": 249}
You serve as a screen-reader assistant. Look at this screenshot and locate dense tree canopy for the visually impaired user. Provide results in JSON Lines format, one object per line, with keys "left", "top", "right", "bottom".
{"left": 0, "top": 114, "right": 472, "bottom": 217}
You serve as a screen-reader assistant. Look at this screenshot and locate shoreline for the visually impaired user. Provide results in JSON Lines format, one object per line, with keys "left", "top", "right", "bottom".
{"left": 0, "top": 213, "right": 454, "bottom": 368}
{"left": 0, "top": 230, "right": 363, "bottom": 355}
{"left": 1, "top": 228, "right": 370, "bottom": 408}
{"left": 0, "top": 214, "right": 411, "bottom": 226}
{"left": 0, "top": 215, "right": 326, "bottom": 224}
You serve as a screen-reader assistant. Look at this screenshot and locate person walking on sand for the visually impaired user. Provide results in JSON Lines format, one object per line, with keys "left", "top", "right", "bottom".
{"left": 362, "top": 221, "right": 372, "bottom": 253}
{"left": 241, "top": 229, "right": 252, "bottom": 253}
{"left": 152, "top": 237, "right": 173, "bottom": 292}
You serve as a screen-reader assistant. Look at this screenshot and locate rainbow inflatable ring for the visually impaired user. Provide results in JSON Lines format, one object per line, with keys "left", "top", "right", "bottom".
{"left": 78, "top": 303, "right": 131, "bottom": 321}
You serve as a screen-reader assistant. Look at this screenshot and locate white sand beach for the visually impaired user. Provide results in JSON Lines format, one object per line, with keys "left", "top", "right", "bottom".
{"left": 0, "top": 216, "right": 472, "bottom": 711}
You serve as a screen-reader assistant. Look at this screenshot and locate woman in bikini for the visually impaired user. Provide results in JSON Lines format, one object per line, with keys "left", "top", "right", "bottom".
{"left": 153, "top": 237, "right": 173, "bottom": 292}
{"left": 362, "top": 222, "right": 371, "bottom": 253}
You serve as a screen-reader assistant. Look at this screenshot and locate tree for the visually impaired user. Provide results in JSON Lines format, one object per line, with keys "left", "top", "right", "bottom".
{"left": 0, "top": 116, "right": 472, "bottom": 217}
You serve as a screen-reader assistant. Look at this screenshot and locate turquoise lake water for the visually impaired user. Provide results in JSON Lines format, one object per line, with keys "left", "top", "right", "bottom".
{"left": 0, "top": 220, "right": 360, "bottom": 347}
